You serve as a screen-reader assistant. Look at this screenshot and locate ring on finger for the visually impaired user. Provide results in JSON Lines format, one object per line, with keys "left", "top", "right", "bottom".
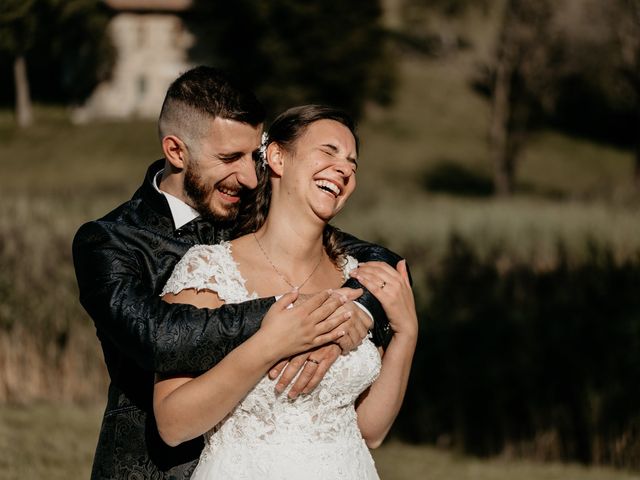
{"left": 307, "top": 358, "right": 320, "bottom": 365}
{"left": 380, "top": 280, "right": 386, "bottom": 289}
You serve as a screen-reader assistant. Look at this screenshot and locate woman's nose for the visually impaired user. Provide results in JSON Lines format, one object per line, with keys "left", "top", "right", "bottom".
{"left": 334, "top": 163, "right": 352, "bottom": 177}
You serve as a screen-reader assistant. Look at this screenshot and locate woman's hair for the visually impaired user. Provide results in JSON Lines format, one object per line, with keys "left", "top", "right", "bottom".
{"left": 235, "top": 105, "right": 359, "bottom": 264}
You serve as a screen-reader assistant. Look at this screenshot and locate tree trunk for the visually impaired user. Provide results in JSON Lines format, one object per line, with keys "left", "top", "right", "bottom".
{"left": 14, "top": 54, "right": 33, "bottom": 128}
{"left": 489, "top": 49, "right": 514, "bottom": 197}
{"left": 634, "top": 113, "right": 640, "bottom": 191}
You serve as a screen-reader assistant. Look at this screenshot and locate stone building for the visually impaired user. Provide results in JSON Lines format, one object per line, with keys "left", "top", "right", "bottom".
{"left": 75, "top": 0, "right": 194, "bottom": 122}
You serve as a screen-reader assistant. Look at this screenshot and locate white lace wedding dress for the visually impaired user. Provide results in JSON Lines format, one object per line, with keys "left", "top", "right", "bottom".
{"left": 161, "top": 242, "right": 382, "bottom": 479}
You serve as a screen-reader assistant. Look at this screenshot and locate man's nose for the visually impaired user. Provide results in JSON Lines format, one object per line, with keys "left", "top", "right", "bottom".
{"left": 237, "top": 155, "right": 259, "bottom": 189}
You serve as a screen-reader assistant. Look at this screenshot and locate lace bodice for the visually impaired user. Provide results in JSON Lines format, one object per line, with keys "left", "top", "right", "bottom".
{"left": 161, "top": 242, "right": 381, "bottom": 479}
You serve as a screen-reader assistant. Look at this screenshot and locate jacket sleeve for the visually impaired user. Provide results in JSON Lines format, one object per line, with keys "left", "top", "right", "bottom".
{"left": 72, "top": 221, "right": 275, "bottom": 375}
{"left": 335, "top": 230, "right": 410, "bottom": 349}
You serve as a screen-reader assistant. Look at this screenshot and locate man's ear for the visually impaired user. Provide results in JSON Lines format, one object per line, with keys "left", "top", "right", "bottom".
{"left": 267, "top": 143, "right": 285, "bottom": 176}
{"left": 162, "top": 135, "right": 187, "bottom": 170}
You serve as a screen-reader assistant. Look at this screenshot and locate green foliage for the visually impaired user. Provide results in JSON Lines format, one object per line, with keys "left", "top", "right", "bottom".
{"left": 395, "top": 236, "right": 640, "bottom": 466}
{"left": 0, "top": 0, "right": 114, "bottom": 105}
{"left": 422, "top": 161, "right": 494, "bottom": 196}
{"left": 187, "top": 0, "right": 396, "bottom": 119}
{"left": 405, "top": 0, "right": 489, "bottom": 17}
{"left": 0, "top": 0, "right": 37, "bottom": 54}
{"left": 37, "top": 0, "right": 115, "bottom": 102}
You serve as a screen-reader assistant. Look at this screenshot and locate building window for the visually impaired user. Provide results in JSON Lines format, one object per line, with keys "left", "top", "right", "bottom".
{"left": 137, "top": 75, "right": 147, "bottom": 99}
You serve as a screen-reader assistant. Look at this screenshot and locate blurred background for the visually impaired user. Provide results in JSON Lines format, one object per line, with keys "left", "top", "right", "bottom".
{"left": 1, "top": 0, "right": 640, "bottom": 478}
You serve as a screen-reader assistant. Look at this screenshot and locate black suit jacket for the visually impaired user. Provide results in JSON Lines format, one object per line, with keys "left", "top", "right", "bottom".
{"left": 72, "top": 160, "right": 399, "bottom": 479}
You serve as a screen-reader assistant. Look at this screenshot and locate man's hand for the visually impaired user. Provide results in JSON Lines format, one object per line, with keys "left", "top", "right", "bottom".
{"left": 293, "top": 287, "right": 370, "bottom": 353}
{"left": 268, "top": 344, "right": 342, "bottom": 399}
{"left": 265, "top": 287, "right": 368, "bottom": 398}
{"left": 331, "top": 299, "right": 373, "bottom": 353}
{"left": 260, "top": 288, "right": 356, "bottom": 360}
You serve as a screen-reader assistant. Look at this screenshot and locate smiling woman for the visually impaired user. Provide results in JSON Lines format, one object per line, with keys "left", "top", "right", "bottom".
{"left": 266, "top": 117, "right": 358, "bottom": 224}
{"left": 154, "top": 104, "right": 418, "bottom": 479}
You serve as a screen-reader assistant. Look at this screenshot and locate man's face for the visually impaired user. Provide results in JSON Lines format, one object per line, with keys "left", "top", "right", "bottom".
{"left": 183, "top": 117, "right": 262, "bottom": 222}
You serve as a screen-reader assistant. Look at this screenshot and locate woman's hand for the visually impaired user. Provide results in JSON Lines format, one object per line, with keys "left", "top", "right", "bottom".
{"left": 258, "top": 288, "right": 358, "bottom": 361}
{"left": 349, "top": 260, "right": 418, "bottom": 340}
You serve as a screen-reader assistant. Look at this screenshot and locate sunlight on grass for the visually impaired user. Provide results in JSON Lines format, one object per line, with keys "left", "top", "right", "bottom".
{"left": 373, "top": 442, "right": 640, "bottom": 480}
{"left": 0, "top": 404, "right": 637, "bottom": 480}
{"left": 0, "top": 403, "right": 103, "bottom": 480}
{"left": 336, "top": 190, "right": 640, "bottom": 267}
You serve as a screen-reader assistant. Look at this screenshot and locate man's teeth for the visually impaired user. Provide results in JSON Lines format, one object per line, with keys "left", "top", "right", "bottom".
{"left": 218, "top": 187, "right": 239, "bottom": 196}
{"left": 315, "top": 180, "right": 340, "bottom": 196}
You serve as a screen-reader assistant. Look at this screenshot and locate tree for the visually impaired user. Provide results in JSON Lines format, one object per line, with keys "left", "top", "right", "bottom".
{"left": 0, "top": 0, "right": 113, "bottom": 123}
{"left": 544, "top": 0, "right": 640, "bottom": 192}
{"left": 393, "top": 0, "right": 490, "bottom": 57}
{"left": 486, "top": 0, "right": 557, "bottom": 196}
{"left": 36, "top": 0, "right": 114, "bottom": 104}
{"left": 606, "top": 0, "right": 640, "bottom": 190}
{"left": 0, "top": 0, "right": 37, "bottom": 127}
{"left": 187, "top": 0, "right": 396, "bottom": 120}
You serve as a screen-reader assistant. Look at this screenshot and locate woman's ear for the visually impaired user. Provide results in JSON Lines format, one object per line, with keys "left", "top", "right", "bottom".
{"left": 266, "top": 143, "right": 285, "bottom": 176}
{"left": 162, "top": 135, "right": 187, "bottom": 170}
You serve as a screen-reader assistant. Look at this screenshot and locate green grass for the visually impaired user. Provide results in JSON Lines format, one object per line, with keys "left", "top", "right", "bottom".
{"left": 0, "top": 106, "right": 159, "bottom": 197}
{"left": 373, "top": 442, "right": 640, "bottom": 480}
{"left": 2, "top": 69, "right": 638, "bottom": 271}
{"left": 0, "top": 403, "right": 637, "bottom": 480}
{"left": 1, "top": 32, "right": 639, "bottom": 474}
{"left": 0, "top": 403, "right": 102, "bottom": 480}
{"left": 335, "top": 191, "right": 640, "bottom": 269}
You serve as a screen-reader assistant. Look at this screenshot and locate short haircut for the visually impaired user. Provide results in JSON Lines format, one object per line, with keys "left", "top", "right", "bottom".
{"left": 158, "top": 66, "right": 265, "bottom": 146}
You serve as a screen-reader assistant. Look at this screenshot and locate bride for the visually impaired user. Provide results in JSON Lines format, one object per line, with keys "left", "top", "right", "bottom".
{"left": 154, "top": 105, "right": 418, "bottom": 479}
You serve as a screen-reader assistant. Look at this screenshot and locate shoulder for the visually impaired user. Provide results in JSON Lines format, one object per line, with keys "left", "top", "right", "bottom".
{"left": 72, "top": 217, "right": 131, "bottom": 262}
{"left": 73, "top": 198, "right": 138, "bottom": 246}
{"left": 181, "top": 242, "right": 232, "bottom": 264}
{"left": 160, "top": 242, "right": 235, "bottom": 297}
{"left": 334, "top": 229, "right": 403, "bottom": 265}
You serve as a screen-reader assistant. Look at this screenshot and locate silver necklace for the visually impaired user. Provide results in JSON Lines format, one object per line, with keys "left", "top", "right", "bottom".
{"left": 253, "top": 232, "right": 324, "bottom": 290}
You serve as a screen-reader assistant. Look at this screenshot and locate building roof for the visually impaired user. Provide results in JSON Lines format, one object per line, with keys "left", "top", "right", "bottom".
{"left": 104, "top": 0, "right": 192, "bottom": 11}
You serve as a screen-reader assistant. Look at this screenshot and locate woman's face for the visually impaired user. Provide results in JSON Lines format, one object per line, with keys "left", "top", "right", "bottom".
{"left": 279, "top": 119, "right": 358, "bottom": 222}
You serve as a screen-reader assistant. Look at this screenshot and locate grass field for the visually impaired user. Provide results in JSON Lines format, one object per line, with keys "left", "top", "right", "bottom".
{"left": 1, "top": 38, "right": 639, "bottom": 476}
{"left": 1, "top": 403, "right": 638, "bottom": 480}
{"left": 2, "top": 61, "right": 638, "bottom": 269}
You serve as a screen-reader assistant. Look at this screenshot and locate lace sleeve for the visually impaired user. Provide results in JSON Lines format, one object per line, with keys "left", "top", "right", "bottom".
{"left": 160, "top": 242, "right": 256, "bottom": 304}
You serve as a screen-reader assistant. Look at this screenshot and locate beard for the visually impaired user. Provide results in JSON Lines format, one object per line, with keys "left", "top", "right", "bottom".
{"left": 184, "top": 163, "right": 242, "bottom": 223}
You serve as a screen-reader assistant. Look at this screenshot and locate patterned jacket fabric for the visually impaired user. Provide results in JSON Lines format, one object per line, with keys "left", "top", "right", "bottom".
{"left": 72, "top": 159, "right": 399, "bottom": 479}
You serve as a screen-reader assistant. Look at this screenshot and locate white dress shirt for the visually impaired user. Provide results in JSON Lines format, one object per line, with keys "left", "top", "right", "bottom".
{"left": 153, "top": 170, "right": 199, "bottom": 229}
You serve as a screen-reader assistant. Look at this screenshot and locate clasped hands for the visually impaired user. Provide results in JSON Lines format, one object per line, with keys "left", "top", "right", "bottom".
{"left": 264, "top": 286, "right": 372, "bottom": 399}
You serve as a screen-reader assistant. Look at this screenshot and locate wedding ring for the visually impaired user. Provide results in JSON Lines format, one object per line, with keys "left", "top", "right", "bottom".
{"left": 307, "top": 358, "right": 320, "bottom": 365}
{"left": 380, "top": 281, "right": 386, "bottom": 289}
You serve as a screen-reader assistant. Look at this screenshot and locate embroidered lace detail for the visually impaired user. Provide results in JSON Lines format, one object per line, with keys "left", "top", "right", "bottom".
{"left": 160, "top": 242, "right": 258, "bottom": 303}
{"left": 342, "top": 254, "right": 359, "bottom": 281}
{"left": 162, "top": 246, "right": 381, "bottom": 479}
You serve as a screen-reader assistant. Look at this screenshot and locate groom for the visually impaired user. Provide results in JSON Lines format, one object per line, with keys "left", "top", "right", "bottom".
{"left": 73, "top": 66, "right": 399, "bottom": 479}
